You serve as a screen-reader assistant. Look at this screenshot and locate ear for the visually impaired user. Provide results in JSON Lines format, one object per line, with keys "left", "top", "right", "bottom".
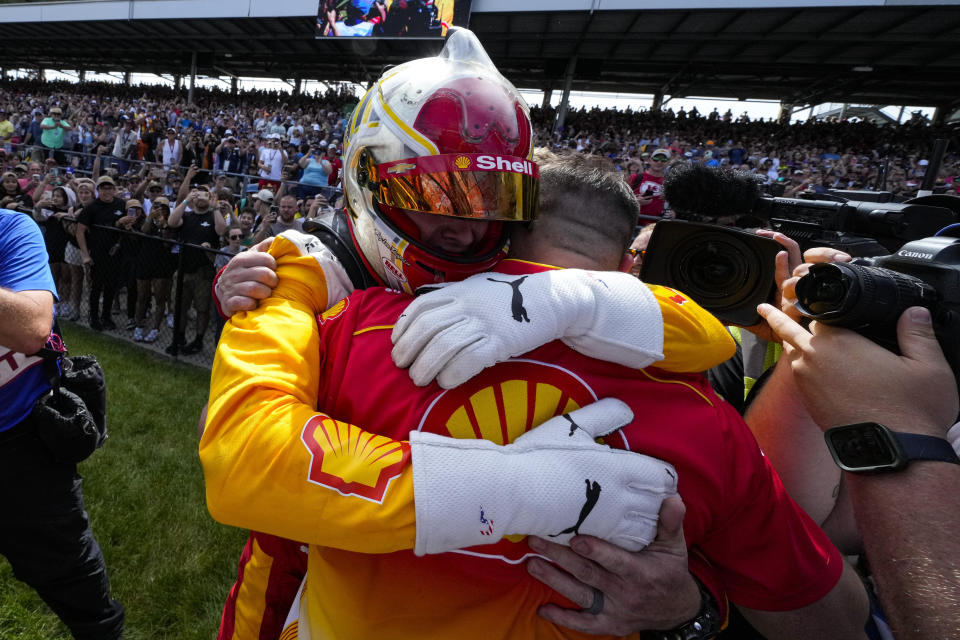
{"left": 618, "top": 252, "right": 634, "bottom": 273}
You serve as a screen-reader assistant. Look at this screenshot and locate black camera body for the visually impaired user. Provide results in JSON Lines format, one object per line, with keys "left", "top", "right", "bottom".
{"left": 641, "top": 220, "right": 782, "bottom": 326}
{"left": 794, "top": 235, "right": 960, "bottom": 374}
{"left": 754, "top": 194, "right": 956, "bottom": 258}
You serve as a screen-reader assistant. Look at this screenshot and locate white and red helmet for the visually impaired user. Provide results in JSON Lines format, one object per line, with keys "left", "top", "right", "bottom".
{"left": 342, "top": 28, "right": 538, "bottom": 292}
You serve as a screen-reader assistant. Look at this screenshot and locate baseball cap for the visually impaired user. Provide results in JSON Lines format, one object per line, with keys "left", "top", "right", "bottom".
{"left": 152, "top": 196, "right": 171, "bottom": 207}
{"left": 147, "top": 181, "right": 163, "bottom": 190}
{"left": 96, "top": 175, "right": 116, "bottom": 186}
{"left": 254, "top": 188, "right": 274, "bottom": 203}
{"left": 126, "top": 199, "right": 143, "bottom": 209}
{"left": 918, "top": 159, "right": 930, "bottom": 166}
{"left": 651, "top": 149, "right": 671, "bottom": 160}
{"left": 328, "top": 143, "right": 338, "bottom": 151}
{"left": 225, "top": 129, "right": 233, "bottom": 135}
{"left": 50, "top": 107, "right": 62, "bottom": 115}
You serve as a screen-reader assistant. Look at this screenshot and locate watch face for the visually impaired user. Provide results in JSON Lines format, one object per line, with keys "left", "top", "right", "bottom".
{"left": 826, "top": 423, "right": 903, "bottom": 472}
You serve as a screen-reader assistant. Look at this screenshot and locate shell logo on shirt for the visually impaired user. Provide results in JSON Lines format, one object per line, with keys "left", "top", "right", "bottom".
{"left": 300, "top": 415, "right": 410, "bottom": 504}
{"left": 417, "top": 359, "right": 597, "bottom": 445}
{"left": 319, "top": 298, "right": 348, "bottom": 324}
{"left": 415, "top": 359, "right": 599, "bottom": 562}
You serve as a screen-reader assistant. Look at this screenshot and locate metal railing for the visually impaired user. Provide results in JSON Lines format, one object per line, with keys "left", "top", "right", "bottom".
{"left": 41, "top": 219, "right": 238, "bottom": 366}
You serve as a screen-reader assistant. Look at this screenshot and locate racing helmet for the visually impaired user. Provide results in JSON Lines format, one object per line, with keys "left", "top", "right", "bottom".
{"left": 343, "top": 27, "right": 538, "bottom": 293}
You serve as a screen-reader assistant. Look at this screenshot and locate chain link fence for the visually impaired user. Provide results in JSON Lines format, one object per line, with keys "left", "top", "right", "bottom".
{"left": 48, "top": 221, "right": 235, "bottom": 367}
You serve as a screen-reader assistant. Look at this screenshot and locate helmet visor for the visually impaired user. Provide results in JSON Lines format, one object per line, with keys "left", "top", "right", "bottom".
{"left": 372, "top": 153, "right": 538, "bottom": 221}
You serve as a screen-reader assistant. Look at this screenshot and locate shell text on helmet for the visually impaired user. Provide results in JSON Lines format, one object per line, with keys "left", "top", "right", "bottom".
{"left": 455, "top": 156, "right": 472, "bottom": 169}
{"left": 475, "top": 155, "right": 536, "bottom": 176}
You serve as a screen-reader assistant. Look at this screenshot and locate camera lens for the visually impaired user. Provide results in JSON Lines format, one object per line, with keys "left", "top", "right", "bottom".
{"left": 795, "top": 262, "right": 938, "bottom": 328}
{"left": 670, "top": 233, "right": 765, "bottom": 313}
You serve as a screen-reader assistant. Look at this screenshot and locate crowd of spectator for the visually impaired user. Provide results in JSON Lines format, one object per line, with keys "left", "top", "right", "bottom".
{"left": 533, "top": 102, "right": 960, "bottom": 199}
{"left": 1, "top": 76, "right": 958, "bottom": 361}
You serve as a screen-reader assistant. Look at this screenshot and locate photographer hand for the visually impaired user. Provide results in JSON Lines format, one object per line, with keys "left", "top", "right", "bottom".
{"left": 780, "top": 247, "right": 853, "bottom": 310}
{"left": 759, "top": 303, "right": 957, "bottom": 434}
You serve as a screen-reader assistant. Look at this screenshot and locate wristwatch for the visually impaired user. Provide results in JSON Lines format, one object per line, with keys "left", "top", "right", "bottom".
{"left": 642, "top": 575, "right": 722, "bottom": 640}
{"left": 824, "top": 422, "right": 960, "bottom": 473}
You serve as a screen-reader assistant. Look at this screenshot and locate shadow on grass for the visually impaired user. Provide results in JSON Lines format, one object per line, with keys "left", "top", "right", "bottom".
{"left": 0, "top": 322, "right": 247, "bottom": 640}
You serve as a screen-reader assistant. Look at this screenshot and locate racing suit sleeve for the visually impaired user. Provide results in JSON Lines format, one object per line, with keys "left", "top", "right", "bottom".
{"left": 201, "top": 233, "right": 418, "bottom": 552}
{"left": 648, "top": 284, "right": 736, "bottom": 373}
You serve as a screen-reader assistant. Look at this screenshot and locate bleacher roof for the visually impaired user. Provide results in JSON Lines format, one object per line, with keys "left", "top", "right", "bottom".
{"left": 2, "top": 1, "right": 960, "bottom": 110}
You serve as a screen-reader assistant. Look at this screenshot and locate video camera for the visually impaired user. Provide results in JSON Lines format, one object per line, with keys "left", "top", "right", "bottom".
{"left": 794, "top": 234, "right": 960, "bottom": 376}
{"left": 640, "top": 164, "right": 959, "bottom": 327}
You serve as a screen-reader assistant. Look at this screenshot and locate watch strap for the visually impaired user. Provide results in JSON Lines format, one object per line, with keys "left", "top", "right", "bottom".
{"left": 641, "top": 575, "right": 722, "bottom": 640}
{"left": 895, "top": 432, "right": 960, "bottom": 465}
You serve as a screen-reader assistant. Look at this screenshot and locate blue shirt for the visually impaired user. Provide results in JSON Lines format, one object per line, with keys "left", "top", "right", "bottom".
{"left": 0, "top": 210, "right": 58, "bottom": 430}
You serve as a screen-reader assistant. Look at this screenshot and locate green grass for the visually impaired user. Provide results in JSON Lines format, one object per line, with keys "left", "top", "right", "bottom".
{"left": 0, "top": 323, "right": 247, "bottom": 640}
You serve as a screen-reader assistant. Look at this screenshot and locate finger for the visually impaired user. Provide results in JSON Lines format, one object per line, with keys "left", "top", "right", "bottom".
{"left": 564, "top": 398, "right": 633, "bottom": 439}
{"left": 224, "top": 295, "right": 257, "bottom": 313}
{"left": 408, "top": 327, "right": 483, "bottom": 387}
{"left": 536, "top": 604, "right": 606, "bottom": 635}
{"left": 774, "top": 250, "right": 790, "bottom": 289}
{"left": 802, "top": 247, "right": 851, "bottom": 264}
{"left": 653, "top": 495, "right": 686, "bottom": 548}
{"left": 232, "top": 280, "right": 274, "bottom": 301}
{"left": 897, "top": 306, "right": 947, "bottom": 365}
{"left": 232, "top": 249, "right": 278, "bottom": 273}
{"left": 434, "top": 336, "right": 493, "bottom": 389}
{"left": 781, "top": 275, "right": 800, "bottom": 306}
{"left": 253, "top": 237, "right": 274, "bottom": 252}
{"left": 791, "top": 262, "right": 812, "bottom": 279}
{"left": 391, "top": 309, "right": 468, "bottom": 371}
{"left": 527, "top": 536, "right": 609, "bottom": 592}
{"left": 757, "top": 303, "right": 811, "bottom": 350}
{"left": 526, "top": 555, "right": 597, "bottom": 609}
{"left": 759, "top": 230, "right": 803, "bottom": 272}
{"left": 391, "top": 295, "right": 456, "bottom": 351}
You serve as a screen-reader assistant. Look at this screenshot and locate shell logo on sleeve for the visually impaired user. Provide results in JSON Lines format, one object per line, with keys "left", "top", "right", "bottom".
{"left": 300, "top": 415, "right": 410, "bottom": 503}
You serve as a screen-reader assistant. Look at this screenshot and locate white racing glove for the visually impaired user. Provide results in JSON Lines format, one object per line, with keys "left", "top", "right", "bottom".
{"left": 392, "top": 269, "right": 665, "bottom": 389}
{"left": 948, "top": 421, "right": 960, "bottom": 458}
{"left": 410, "top": 398, "right": 678, "bottom": 556}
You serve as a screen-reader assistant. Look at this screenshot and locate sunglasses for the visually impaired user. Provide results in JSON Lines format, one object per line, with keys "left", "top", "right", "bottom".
{"left": 228, "top": 235, "right": 242, "bottom": 240}
{"left": 651, "top": 155, "right": 668, "bottom": 162}
{"left": 626, "top": 248, "right": 644, "bottom": 260}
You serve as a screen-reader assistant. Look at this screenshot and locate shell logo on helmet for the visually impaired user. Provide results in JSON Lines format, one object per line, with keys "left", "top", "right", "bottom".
{"left": 455, "top": 155, "right": 471, "bottom": 169}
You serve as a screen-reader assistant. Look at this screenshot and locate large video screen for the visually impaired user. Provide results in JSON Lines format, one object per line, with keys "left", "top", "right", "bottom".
{"left": 317, "top": 0, "right": 456, "bottom": 38}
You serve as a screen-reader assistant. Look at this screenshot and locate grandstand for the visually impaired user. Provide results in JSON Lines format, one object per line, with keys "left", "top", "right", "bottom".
{"left": 3, "top": 4, "right": 960, "bottom": 640}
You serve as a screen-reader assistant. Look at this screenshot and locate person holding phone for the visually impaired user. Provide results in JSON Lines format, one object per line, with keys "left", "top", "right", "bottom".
{"left": 165, "top": 185, "right": 227, "bottom": 355}
{"left": 296, "top": 144, "right": 332, "bottom": 199}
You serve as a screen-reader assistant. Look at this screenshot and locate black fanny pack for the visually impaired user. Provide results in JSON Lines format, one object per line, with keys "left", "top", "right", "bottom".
{"left": 29, "top": 349, "right": 108, "bottom": 463}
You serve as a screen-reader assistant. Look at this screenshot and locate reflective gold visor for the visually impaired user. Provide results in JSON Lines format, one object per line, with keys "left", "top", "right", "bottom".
{"left": 371, "top": 153, "right": 539, "bottom": 221}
